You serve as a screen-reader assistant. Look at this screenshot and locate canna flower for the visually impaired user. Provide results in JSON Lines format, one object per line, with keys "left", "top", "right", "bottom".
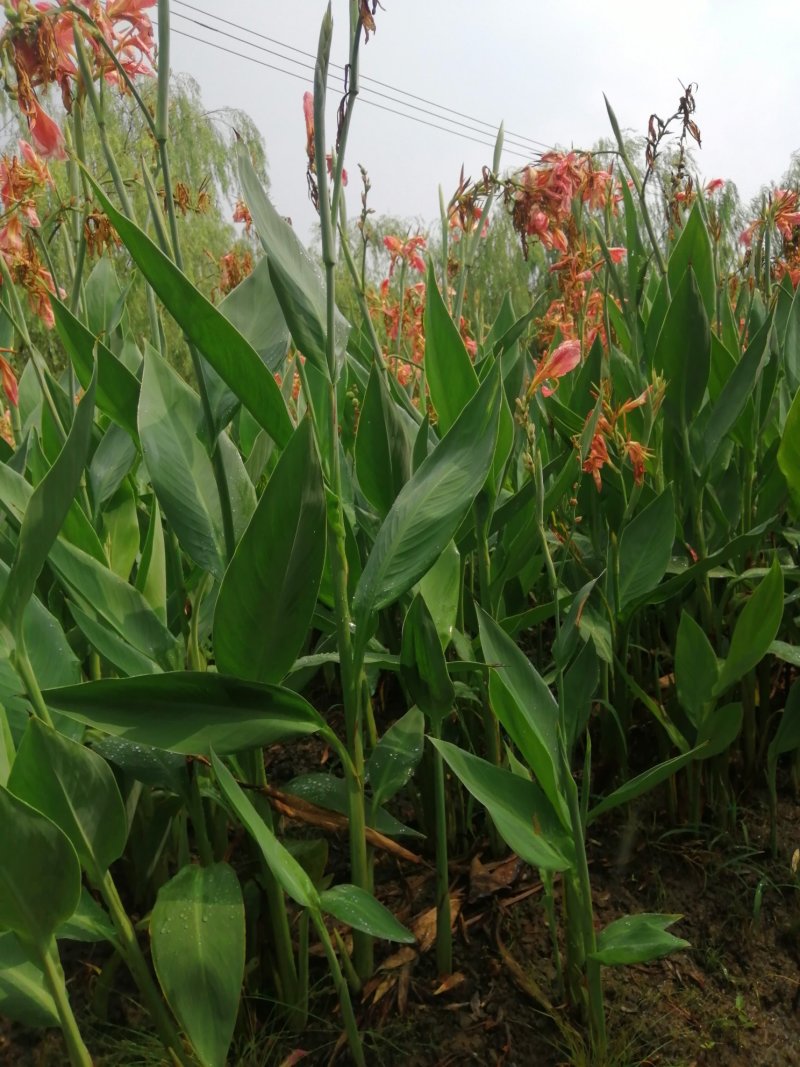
{"left": 26, "top": 95, "right": 66, "bottom": 160}
{"left": 582, "top": 431, "right": 609, "bottom": 492}
{"left": 528, "top": 338, "right": 581, "bottom": 398}
{"left": 0, "top": 354, "right": 18, "bottom": 408}
{"left": 705, "top": 178, "right": 725, "bottom": 194}
{"left": 383, "top": 234, "right": 426, "bottom": 276}
{"left": 232, "top": 199, "right": 252, "bottom": 235}
{"left": 623, "top": 438, "right": 652, "bottom": 486}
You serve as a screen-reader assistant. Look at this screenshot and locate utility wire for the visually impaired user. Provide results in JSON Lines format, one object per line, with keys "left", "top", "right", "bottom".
{"left": 171, "top": 0, "right": 554, "bottom": 156}
{"left": 166, "top": 25, "right": 535, "bottom": 161}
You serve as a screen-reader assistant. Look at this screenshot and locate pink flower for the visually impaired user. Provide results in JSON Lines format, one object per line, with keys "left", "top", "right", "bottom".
{"left": 26, "top": 97, "right": 66, "bottom": 161}
{"left": 705, "top": 178, "right": 724, "bottom": 194}
{"left": 529, "top": 338, "right": 581, "bottom": 398}
{"left": 607, "top": 247, "right": 626, "bottom": 263}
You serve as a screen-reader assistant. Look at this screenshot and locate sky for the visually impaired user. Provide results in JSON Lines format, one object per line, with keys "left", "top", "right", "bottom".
{"left": 165, "top": 1, "right": 800, "bottom": 244}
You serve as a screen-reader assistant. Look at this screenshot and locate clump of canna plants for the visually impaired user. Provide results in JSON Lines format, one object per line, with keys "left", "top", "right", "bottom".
{"left": 0, "top": 1, "right": 798, "bottom": 1065}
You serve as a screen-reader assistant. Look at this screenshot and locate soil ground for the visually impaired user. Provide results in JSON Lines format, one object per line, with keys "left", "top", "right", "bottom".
{"left": 3, "top": 767, "right": 799, "bottom": 1067}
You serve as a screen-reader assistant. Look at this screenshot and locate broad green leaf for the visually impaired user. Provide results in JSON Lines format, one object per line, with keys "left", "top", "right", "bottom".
{"left": 400, "top": 596, "right": 455, "bottom": 722}
{"left": 151, "top": 863, "right": 245, "bottom": 1067}
{"left": 9, "top": 718, "right": 128, "bottom": 879}
{"left": 101, "top": 479, "right": 139, "bottom": 580}
{"left": 591, "top": 913, "right": 689, "bottom": 966}
{"left": 415, "top": 540, "right": 460, "bottom": 649}
{"left": 85, "top": 173, "right": 293, "bottom": 448}
{"left": 51, "top": 298, "right": 139, "bottom": 439}
{"left": 778, "top": 386, "right": 800, "bottom": 518}
{"left": 424, "top": 260, "right": 478, "bottom": 433}
{"left": 214, "top": 418, "right": 325, "bottom": 683}
{"left": 675, "top": 611, "right": 718, "bottom": 725}
{"left": 353, "top": 364, "right": 501, "bottom": 630}
{"left": 477, "top": 609, "right": 564, "bottom": 824}
{"left": 0, "top": 367, "right": 96, "bottom": 637}
{"left": 667, "top": 202, "right": 715, "bottom": 315}
{"left": 211, "top": 750, "right": 317, "bottom": 908}
{"left": 653, "top": 268, "right": 710, "bottom": 426}
{"left": 43, "top": 674, "right": 325, "bottom": 755}
{"left": 285, "top": 773, "right": 421, "bottom": 839}
{"left": 84, "top": 255, "right": 125, "bottom": 337}
{"left": 617, "top": 486, "right": 675, "bottom": 612}
{"left": 0, "top": 787, "right": 81, "bottom": 945}
{"left": 768, "top": 679, "right": 800, "bottom": 766}
{"left": 89, "top": 423, "right": 137, "bottom": 512}
{"left": 139, "top": 344, "right": 255, "bottom": 580}
{"left": 0, "top": 559, "right": 80, "bottom": 720}
{"left": 713, "top": 557, "right": 784, "bottom": 696}
{"left": 432, "top": 740, "right": 572, "bottom": 872}
{"left": 93, "top": 736, "right": 189, "bottom": 799}
{"left": 56, "top": 888, "right": 116, "bottom": 943}
{"left": 0, "top": 931, "right": 58, "bottom": 1027}
{"left": 319, "top": 884, "right": 414, "bottom": 943}
{"left": 696, "top": 702, "right": 742, "bottom": 758}
{"left": 238, "top": 143, "right": 348, "bottom": 377}
{"left": 701, "top": 314, "right": 773, "bottom": 470}
{"left": 587, "top": 744, "right": 706, "bottom": 824}
{"left": 355, "top": 363, "right": 413, "bottom": 517}
{"left": 134, "top": 497, "right": 167, "bottom": 623}
{"left": 366, "top": 707, "right": 425, "bottom": 809}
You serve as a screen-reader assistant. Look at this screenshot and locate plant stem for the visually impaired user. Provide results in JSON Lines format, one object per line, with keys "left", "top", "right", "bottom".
{"left": 14, "top": 636, "right": 55, "bottom": 727}
{"left": 432, "top": 719, "right": 452, "bottom": 976}
{"left": 314, "top": 914, "right": 366, "bottom": 1067}
{"left": 100, "top": 871, "right": 194, "bottom": 1066}
{"left": 39, "top": 939, "right": 93, "bottom": 1067}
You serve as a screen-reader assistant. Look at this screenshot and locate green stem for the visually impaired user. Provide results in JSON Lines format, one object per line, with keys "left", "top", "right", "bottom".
{"left": 432, "top": 719, "right": 452, "bottom": 976}
{"left": 39, "top": 940, "right": 92, "bottom": 1067}
{"left": 100, "top": 871, "right": 193, "bottom": 1066}
{"left": 313, "top": 914, "right": 366, "bottom": 1067}
{"left": 14, "top": 636, "right": 55, "bottom": 727}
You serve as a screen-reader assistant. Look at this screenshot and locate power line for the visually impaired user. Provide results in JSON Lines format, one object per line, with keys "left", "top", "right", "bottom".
{"left": 169, "top": 9, "right": 537, "bottom": 157}
{"left": 171, "top": 0, "right": 553, "bottom": 156}
{"left": 166, "top": 26, "right": 535, "bottom": 161}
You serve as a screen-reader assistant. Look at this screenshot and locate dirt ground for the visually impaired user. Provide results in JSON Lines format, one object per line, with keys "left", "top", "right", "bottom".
{"left": 3, "top": 771, "right": 799, "bottom": 1067}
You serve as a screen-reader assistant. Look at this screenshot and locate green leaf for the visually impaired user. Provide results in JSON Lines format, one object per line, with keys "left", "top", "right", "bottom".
{"left": 56, "top": 888, "right": 116, "bottom": 944}
{"left": 134, "top": 497, "right": 167, "bottom": 623}
{"left": 151, "top": 863, "right": 245, "bottom": 1067}
{"left": 214, "top": 418, "right": 325, "bottom": 683}
{"left": 667, "top": 202, "right": 715, "bottom": 316}
{"left": 286, "top": 772, "right": 421, "bottom": 838}
{"left": 768, "top": 679, "right": 800, "bottom": 765}
{"left": 0, "top": 931, "right": 58, "bottom": 1027}
{"left": 411, "top": 542, "right": 459, "bottom": 652}
{"left": 353, "top": 364, "right": 501, "bottom": 630}
{"left": 319, "top": 884, "right": 414, "bottom": 943}
{"left": 701, "top": 314, "right": 773, "bottom": 470}
{"left": 400, "top": 596, "right": 455, "bottom": 722}
{"left": 653, "top": 268, "right": 710, "bottom": 426}
{"left": 714, "top": 557, "right": 784, "bottom": 696}
{"left": 675, "top": 611, "right": 718, "bottom": 725}
{"left": 0, "top": 367, "right": 96, "bottom": 637}
{"left": 0, "top": 787, "right": 81, "bottom": 945}
{"left": 211, "top": 750, "right": 317, "bottom": 908}
{"left": 591, "top": 913, "right": 689, "bottom": 966}
{"left": 617, "top": 486, "right": 675, "bottom": 612}
{"left": 8, "top": 718, "right": 128, "bottom": 879}
{"left": 432, "top": 739, "right": 572, "bottom": 872}
{"left": 100, "top": 479, "right": 139, "bottom": 580}
{"left": 477, "top": 608, "right": 564, "bottom": 824}
{"left": 42, "top": 673, "right": 325, "bottom": 755}
{"left": 51, "top": 298, "right": 139, "bottom": 439}
{"left": 588, "top": 744, "right": 706, "bottom": 824}
{"left": 139, "top": 344, "right": 255, "bottom": 580}
{"left": 695, "top": 702, "right": 742, "bottom": 759}
{"left": 237, "top": 143, "right": 348, "bottom": 378}
{"left": 424, "top": 260, "right": 478, "bottom": 433}
{"left": 355, "top": 363, "right": 413, "bottom": 517}
{"left": 366, "top": 707, "right": 425, "bottom": 809}
{"left": 84, "top": 172, "right": 293, "bottom": 448}
{"left": 778, "top": 386, "right": 800, "bottom": 518}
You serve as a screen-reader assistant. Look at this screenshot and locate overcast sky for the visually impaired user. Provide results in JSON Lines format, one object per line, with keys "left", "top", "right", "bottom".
{"left": 166, "top": 0, "right": 800, "bottom": 243}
